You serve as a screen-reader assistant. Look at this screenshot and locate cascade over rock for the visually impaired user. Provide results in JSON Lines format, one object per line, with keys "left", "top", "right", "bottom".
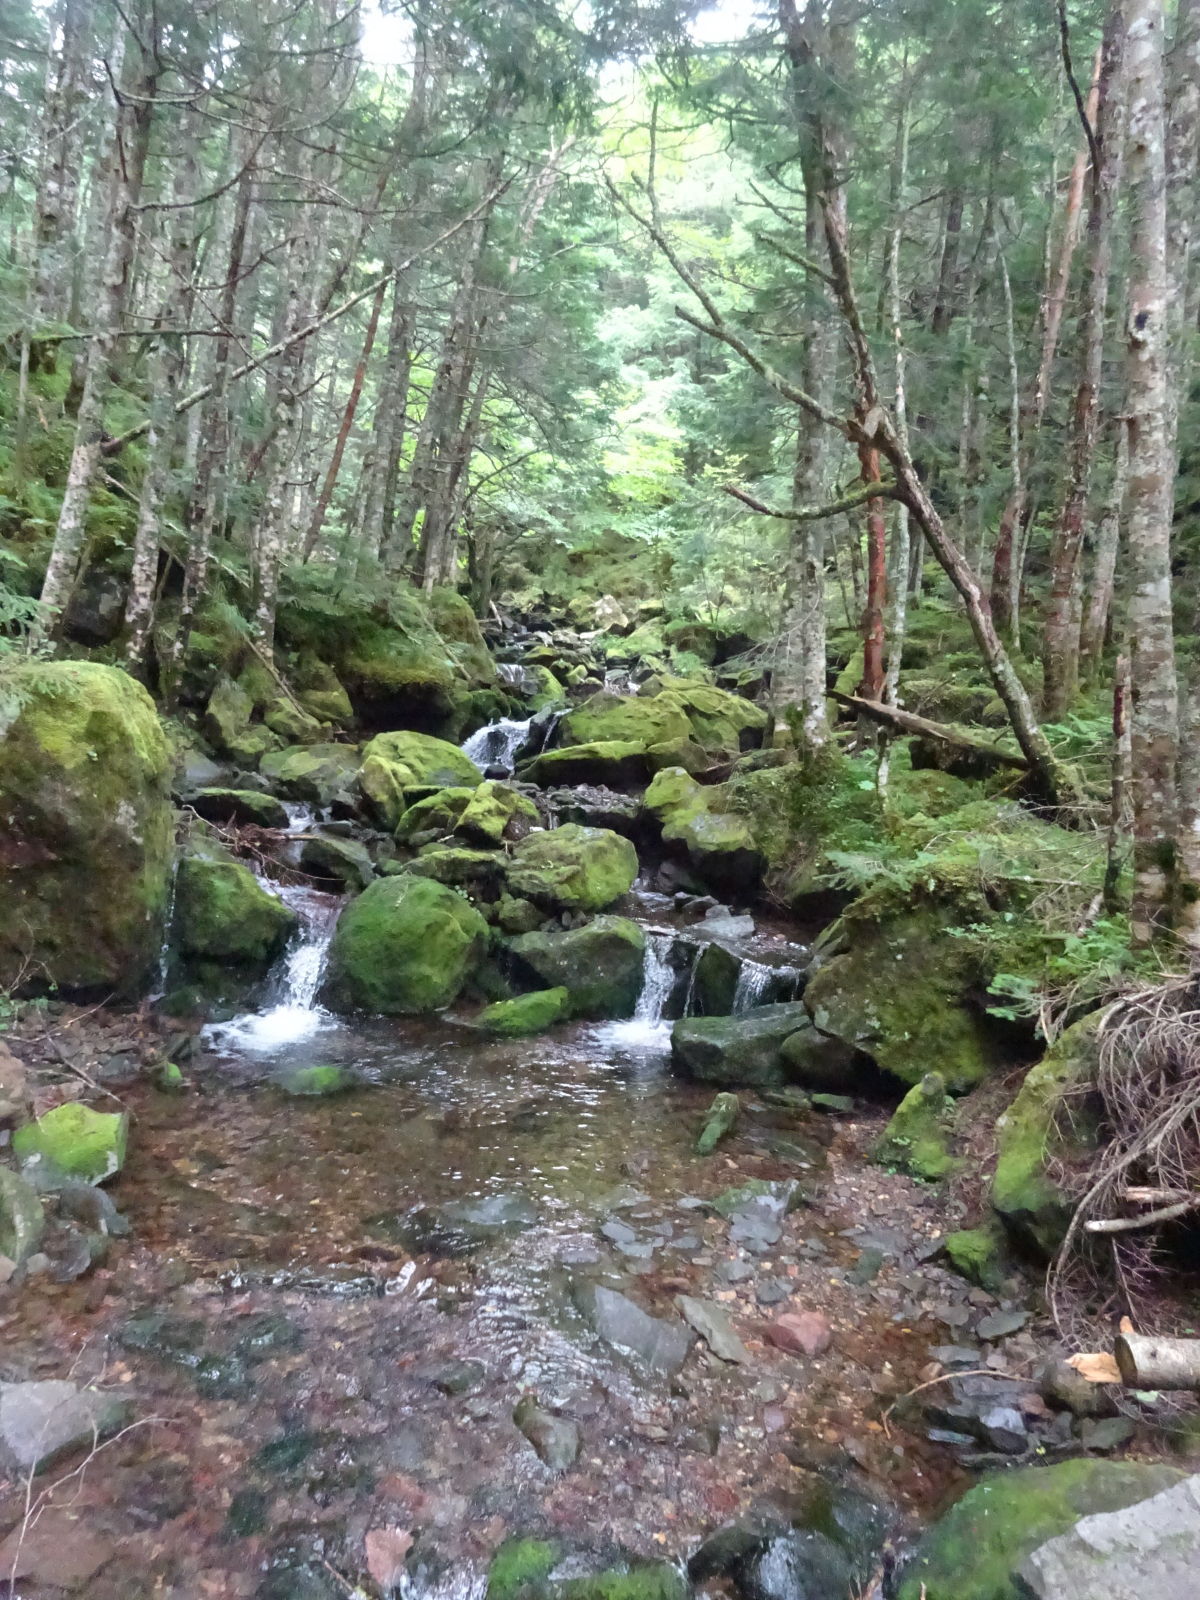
{"left": 174, "top": 851, "right": 299, "bottom": 967}
{"left": 324, "top": 875, "right": 487, "bottom": 1013}
{"left": 0, "top": 661, "right": 173, "bottom": 994}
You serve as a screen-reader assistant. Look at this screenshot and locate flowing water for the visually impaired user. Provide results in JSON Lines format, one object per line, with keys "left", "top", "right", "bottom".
{"left": 3, "top": 898, "right": 954, "bottom": 1596}
{"left": 731, "top": 959, "right": 804, "bottom": 1014}
{"left": 461, "top": 716, "right": 536, "bottom": 773}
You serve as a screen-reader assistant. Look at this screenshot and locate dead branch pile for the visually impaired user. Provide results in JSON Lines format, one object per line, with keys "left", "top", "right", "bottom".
{"left": 1050, "top": 975, "right": 1200, "bottom": 1363}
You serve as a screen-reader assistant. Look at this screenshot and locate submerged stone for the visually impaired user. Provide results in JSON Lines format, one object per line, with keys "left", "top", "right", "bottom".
{"left": 577, "top": 1283, "right": 692, "bottom": 1375}
{"left": 0, "top": 1166, "right": 45, "bottom": 1265}
{"left": 478, "top": 987, "right": 571, "bottom": 1037}
{"left": 512, "top": 1395, "right": 579, "bottom": 1470}
{"left": 324, "top": 875, "right": 487, "bottom": 1013}
{"left": 487, "top": 1538, "right": 561, "bottom": 1600}
{"left": 272, "top": 1064, "right": 355, "bottom": 1097}
{"left": 378, "top": 1194, "right": 538, "bottom": 1257}
{"left": 0, "top": 1379, "right": 131, "bottom": 1473}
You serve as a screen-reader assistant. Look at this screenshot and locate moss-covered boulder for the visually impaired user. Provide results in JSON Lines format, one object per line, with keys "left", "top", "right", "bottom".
{"left": 401, "top": 845, "right": 507, "bottom": 895}
{"left": 874, "top": 1071, "right": 961, "bottom": 1181}
{"left": 646, "top": 737, "right": 711, "bottom": 775}
{"left": 358, "top": 731, "right": 481, "bottom": 830}
{"left": 487, "top": 1538, "right": 560, "bottom": 1600}
{"left": 428, "top": 587, "right": 498, "bottom": 686}
{"left": 291, "top": 655, "right": 354, "bottom": 726}
{"left": 896, "top": 1460, "right": 1183, "bottom": 1600}
{"left": 663, "top": 808, "right": 764, "bottom": 894}
{"left": 508, "top": 917, "right": 646, "bottom": 1018}
{"left": 653, "top": 678, "right": 768, "bottom": 752}
{"left": 259, "top": 742, "right": 361, "bottom": 807}
{"left": 457, "top": 781, "right": 540, "bottom": 847}
{"left": 560, "top": 691, "right": 692, "bottom": 749}
{"left": 643, "top": 766, "right": 706, "bottom": 827}
{"left": 0, "top": 661, "right": 173, "bottom": 994}
{"left": 298, "top": 833, "right": 375, "bottom": 891}
{"left": 324, "top": 875, "right": 487, "bottom": 1013}
{"left": 395, "top": 785, "right": 476, "bottom": 843}
{"left": 943, "top": 1224, "right": 1009, "bottom": 1292}
{"left": 521, "top": 741, "right": 651, "bottom": 790}
{"left": 272, "top": 1063, "right": 354, "bottom": 1097}
{"left": 174, "top": 854, "right": 298, "bottom": 966}
{"left": 203, "top": 676, "right": 279, "bottom": 768}
{"left": 991, "top": 1013, "right": 1104, "bottom": 1257}
{"left": 185, "top": 788, "right": 290, "bottom": 830}
{"left": 13, "top": 1103, "right": 129, "bottom": 1184}
{"left": 478, "top": 987, "right": 571, "bottom": 1037}
{"left": 804, "top": 901, "right": 1003, "bottom": 1092}
{"left": 507, "top": 825, "right": 638, "bottom": 912}
{"left": 671, "top": 1003, "right": 813, "bottom": 1089}
{"left": 263, "top": 696, "right": 324, "bottom": 745}
{"left": 778, "top": 1022, "right": 865, "bottom": 1093}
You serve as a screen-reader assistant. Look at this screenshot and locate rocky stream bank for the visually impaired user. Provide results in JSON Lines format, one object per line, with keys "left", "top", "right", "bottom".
{"left": 1, "top": 597, "right": 1197, "bottom": 1598}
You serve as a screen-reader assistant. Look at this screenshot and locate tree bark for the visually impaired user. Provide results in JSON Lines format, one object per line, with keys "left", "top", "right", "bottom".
{"left": 1124, "top": 0, "right": 1180, "bottom": 941}
{"left": 1080, "top": 418, "right": 1129, "bottom": 680}
{"left": 856, "top": 438, "right": 887, "bottom": 700}
{"left": 1042, "top": 12, "right": 1129, "bottom": 719}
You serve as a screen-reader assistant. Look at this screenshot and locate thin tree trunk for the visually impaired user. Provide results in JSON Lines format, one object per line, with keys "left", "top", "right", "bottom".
{"left": 1104, "top": 652, "right": 1133, "bottom": 911}
{"left": 883, "top": 72, "right": 912, "bottom": 709}
{"left": 302, "top": 276, "right": 387, "bottom": 560}
{"left": 1124, "top": 0, "right": 1180, "bottom": 940}
{"left": 29, "top": 23, "right": 156, "bottom": 647}
{"left": 1080, "top": 419, "right": 1129, "bottom": 679}
{"left": 856, "top": 438, "right": 887, "bottom": 700}
{"left": 1042, "top": 13, "right": 1129, "bottom": 718}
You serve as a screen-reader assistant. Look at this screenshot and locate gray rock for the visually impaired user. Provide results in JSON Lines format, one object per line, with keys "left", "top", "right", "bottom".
{"left": 676, "top": 1295, "right": 750, "bottom": 1364}
{"left": 671, "top": 1003, "right": 813, "bottom": 1089}
{"left": 512, "top": 1396, "right": 579, "bottom": 1470}
{"left": 0, "top": 1166, "right": 45, "bottom": 1265}
{"left": 1018, "top": 1473, "right": 1200, "bottom": 1599}
{"left": 0, "top": 1380, "right": 130, "bottom": 1474}
{"left": 978, "top": 1403, "right": 1029, "bottom": 1455}
{"left": 580, "top": 1285, "right": 692, "bottom": 1375}
{"left": 976, "top": 1308, "right": 1030, "bottom": 1340}
{"left": 1078, "top": 1416, "right": 1135, "bottom": 1452}
{"left": 756, "top": 1277, "right": 792, "bottom": 1307}
{"left": 299, "top": 833, "right": 375, "bottom": 890}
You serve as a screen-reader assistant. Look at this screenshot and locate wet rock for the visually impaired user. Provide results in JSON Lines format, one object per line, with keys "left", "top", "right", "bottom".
{"left": 1018, "top": 1472, "right": 1200, "bottom": 1598}
{"left": 477, "top": 987, "right": 571, "bottom": 1038}
{"left": 508, "top": 916, "right": 646, "bottom": 1019}
{"left": 522, "top": 740, "right": 652, "bottom": 791}
{"left": 0, "top": 1042, "right": 30, "bottom": 1123}
{"left": 671, "top": 1003, "right": 813, "bottom": 1090}
{"left": 0, "top": 1379, "right": 131, "bottom": 1473}
{"left": 976, "top": 1308, "right": 1030, "bottom": 1340}
{"left": 0, "top": 1506, "right": 115, "bottom": 1589}
{"left": 976, "top": 1404, "right": 1029, "bottom": 1455}
{"left": 0, "top": 1165, "right": 45, "bottom": 1265}
{"left": 577, "top": 1283, "right": 692, "bottom": 1375}
{"left": 378, "top": 1194, "right": 538, "bottom": 1257}
{"left": 226, "top": 1485, "right": 271, "bottom": 1538}
{"left": 324, "top": 875, "right": 488, "bottom": 1013}
{"left": 931, "top": 1345, "right": 983, "bottom": 1371}
{"left": 429, "top": 1358, "right": 486, "bottom": 1395}
{"left": 52, "top": 1178, "right": 128, "bottom": 1236}
{"left": 548, "top": 785, "right": 642, "bottom": 836}
{"left": 778, "top": 1024, "right": 866, "bottom": 1095}
{"left": 895, "top": 1459, "right": 1184, "bottom": 1600}
{"left": 1078, "top": 1415, "right": 1135, "bottom": 1452}
{"left": 696, "top": 1092, "right": 740, "bottom": 1155}
{"left": 512, "top": 1395, "right": 579, "bottom": 1470}
{"left": 678, "top": 1418, "right": 722, "bottom": 1455}
{"left": 755, "top": 1278, "right": 791, "bottom": 1307}
{"left": 676, "top": 1295, "right": 750, "bottom": 1363}
{"left": 299, "top": 832, "right": 375, "bottom": 890}
{"left": 174, "top": 852, "right": 299, "bottom": 966}
{"left": 764, "top": 1311, "right": 832, "bottom": 1358}
{"left": 13, "top": 1103, "right": 128, "bottom": 1184}
{"left": 261, "top": 741, "right": 362, "bottom": 807}
{"left": 186, "top": 787, "right": 291, "bottom": 829}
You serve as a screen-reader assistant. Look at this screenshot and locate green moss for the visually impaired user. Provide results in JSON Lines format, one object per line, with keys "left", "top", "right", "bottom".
{"left": 992, "top": 1013, "right": 1105, "bottom": 1257}
{"left": 428, "top": 587, "right": 497, "bottom": 685}
{"left": 874, "top": 1072, "right": 961, "bottom": 1181}
{"left": 457, "top": 781, "right": 539, "bottom": 847}
{"left": 272, "top": 1064, "right": 354, "bottom": 1096}
{"left": 896, "top": 1460, "right": 1183, "bottom": 1600}
{"left": 507, "top": 824, "right": 638, "bottom": 912}
{"left": 478, "top": 987, "right": 571, "bottom": 1037}
{"left": 643, "top": 766, "right": 707, "bottom": 827}
{"left": 13, "top": 1103, "right": 129, "bottom": 1184}
{"left": 394, "top": 786, "right": 476, "bottom": 842}
{"left": 259, "top": 742, "right": 361, "bottom": 806}
{"left": 556, "top": 1568, "right": 687, "bottom": 1600}
{"left": 521, "top": 741, "right": 651, "bottom": 788}
{"left": 560, "top": 690, "right": 691, "bottom": 748}
{"left": 401, "top": 845, "right": 507, "bottom": 893}
{"left": 263, "top": 697, "right": 324, "bottom": 744}
{"left": 487, "top": 1539, "right": 561, "bottom": 1600}
{"left": 174, "top": 855, "right": 298, "bottom": 966}
{"left": 324, "top": 875, "right": 487, "bottom": 1014}
{"left": 943, "top": 1225, "right": 1009, "bottom": 1292}
{"left": 0, "top": 1166, "right": 45, "bottom": 1264}
{"left": 358, "top": 731, "right": 481, "bottom": 830}
{"left": 0, "top": 660, "right": 173, "bottom": 993}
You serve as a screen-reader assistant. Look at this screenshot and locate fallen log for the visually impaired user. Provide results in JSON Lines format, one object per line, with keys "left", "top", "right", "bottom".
{"left": 827, "top": 689, "right": 1032, "bottom": 771}
{"left": 1114, "top": 1332, "right": 1200, "bottom": 1390}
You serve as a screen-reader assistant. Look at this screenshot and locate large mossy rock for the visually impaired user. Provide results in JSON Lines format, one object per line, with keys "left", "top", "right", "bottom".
{"left": 804, "top": 900, "right": 1004, "bottom": 1092}
{"left": 671, "top": 1003, "right": 813, "bottom": 1089}
{"left": 400, "top": 845, "right": 507, "bottom": 895}
{"left": 259, "top": 742, "right": 360, "bottom": 807}
{"left": 324, "top": 875, "right": 487, "bottom": 1013}
{"left": 896, "top": 1459, "right": 1183, "bottom": 1600}
{"left": 647, "top": 676, "right": 768, "bottom": 752}
{"left": 663, "top": 808, "right": 763, "bottom": 894}
{"left": 291, "top": 655, "right": 353, "bottom": 726}
{"left": 521, "top": 741, "right": 650, "bottom": 790}
{"left": 508, "top": 916, "right": 646, "bottom": 1018}
{"left": 203, "top": 676, "right": 282, "bottom": 767}
{"left": 185, "top": 788, "right": 290, "bottom": 830}
{"left": 428, "top": 587, "right": 498, "bottom": 686}
{"left": 991, "top": 1013, "right": 1103, "bottom": 1257}
{"left": 395, "top": 786, "right": 476, "bottom": 843}
{"left": 0, "top": 661, "right": 173, "bottom": 994}
{"left": 507, "top": 824, "right": 638, "bottom": 912}
{"left": 358, "top": 731, "right": 481, "bottom": 830}
{"left": 174, "top": 854, "right": 298, "bottom": 966}
{"left": 13, "top": 1103, "right": 129, "bottom": 1184}
{"left": 560, "top": 691, "right": 692, "bottom": 750}
{"left": 456, "top": 781, "right": 539, "bottom": 847}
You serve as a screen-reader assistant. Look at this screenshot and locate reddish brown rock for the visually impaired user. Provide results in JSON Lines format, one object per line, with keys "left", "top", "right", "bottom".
{"left": 764, "top": 1310, "right": 832, "bottom": 1358}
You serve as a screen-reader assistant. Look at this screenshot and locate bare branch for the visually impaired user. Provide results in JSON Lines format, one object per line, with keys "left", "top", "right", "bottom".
{"left": 723, "top": 479, "right": 897, "bottom": 520}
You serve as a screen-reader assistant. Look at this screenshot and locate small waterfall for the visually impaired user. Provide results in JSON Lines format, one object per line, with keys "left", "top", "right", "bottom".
{"left": 203, "top": 883, "right": 343, "bottom": 1054}
{"left": 461, "top": 716, "right": 535, "bottom": 774}
{"left": 732, "top": 959, "right": 774, "bottom": 1014}
{"left": 633, "top": 931, "right": 676, "bottom": 1024}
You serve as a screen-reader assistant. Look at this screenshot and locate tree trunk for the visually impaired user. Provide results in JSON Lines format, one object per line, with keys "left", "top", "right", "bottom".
{"left": 302, "top": 276, "right": 388, "bottom": 560}
{"left": 856, "top": 438, "right": 887, "bottom": 700}
{"left": 883, "top": 72, "right": 912, "bottom": 708}
{"left": 930, "top": 185, "right": 964, "bottom": 335}
{"left": 1124, "top": 0, "right": 1180, "bottom": 941}
{"left": 1080, "top": 418, "right": 1130, "bottom": 679}
{"left": 31, "top": 0, "right": 95, "bottom": 327}
{"left": 29, "top": 22, "right": 156, "bottom": 647}
{"left": 1042, "top": 14, "right": 1129, "bottom": 719}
